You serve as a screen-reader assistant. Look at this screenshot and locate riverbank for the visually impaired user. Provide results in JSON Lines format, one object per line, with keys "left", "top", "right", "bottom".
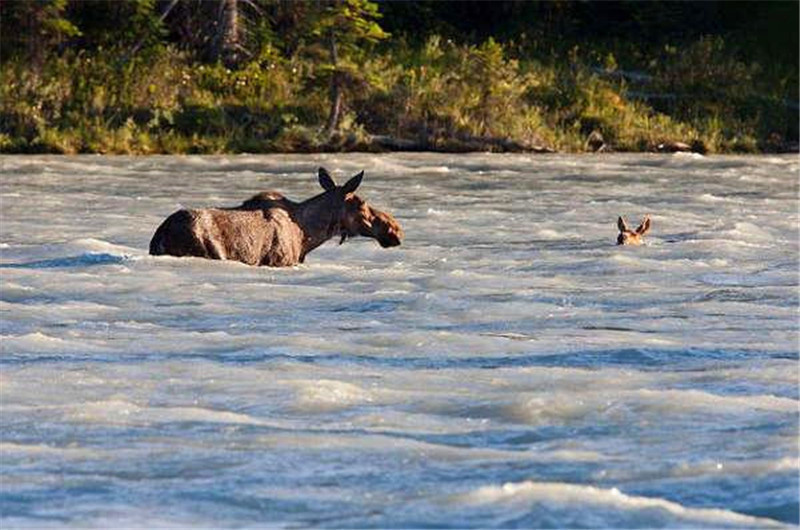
{"left": 2, "top": 38, "right": 797, "bottom": 156}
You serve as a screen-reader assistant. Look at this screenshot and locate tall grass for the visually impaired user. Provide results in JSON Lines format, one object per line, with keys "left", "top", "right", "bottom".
{"left": 0, "top": 36, "right": 793, "bottom": 154}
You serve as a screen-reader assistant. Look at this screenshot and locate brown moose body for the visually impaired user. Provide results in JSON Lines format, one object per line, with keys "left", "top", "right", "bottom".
{"left": 149, "top": 168, "right": 403, "bottom": 266}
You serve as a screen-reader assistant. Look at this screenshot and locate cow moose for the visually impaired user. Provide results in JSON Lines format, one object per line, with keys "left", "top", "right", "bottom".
{"left": 149, "top": 168, "right": 403, "bottom": 266}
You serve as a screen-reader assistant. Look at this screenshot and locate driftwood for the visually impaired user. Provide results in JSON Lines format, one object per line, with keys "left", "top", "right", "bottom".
{"left": 369, "top": 134, "right": 555, "bottom": 153}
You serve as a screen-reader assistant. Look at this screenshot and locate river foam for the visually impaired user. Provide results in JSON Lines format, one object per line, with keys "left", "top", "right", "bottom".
{"left": 1, "top": 153, "right": 797, "bottom": 527}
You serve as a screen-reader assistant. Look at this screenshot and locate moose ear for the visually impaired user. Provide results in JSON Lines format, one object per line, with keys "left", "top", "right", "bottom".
{"left": 617, "top": 216, "right": 629, "bottom": 233}
{"left": 318, "top": 167, "right": 336, "bottom": 191}
{"left": 341, "top": 171, "right": 364, "bottom": 195}
{"left": 636, "top": 216, "right": 651, "bottom": 235}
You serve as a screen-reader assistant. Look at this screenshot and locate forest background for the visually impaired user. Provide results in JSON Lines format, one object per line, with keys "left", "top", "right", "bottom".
{"left": 1, "top": 0, "right": 797, "bottom": 155}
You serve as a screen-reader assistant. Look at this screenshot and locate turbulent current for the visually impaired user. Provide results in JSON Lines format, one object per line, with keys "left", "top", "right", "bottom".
{"left": 1, "top": 153, "right": 798, "bottom": 528}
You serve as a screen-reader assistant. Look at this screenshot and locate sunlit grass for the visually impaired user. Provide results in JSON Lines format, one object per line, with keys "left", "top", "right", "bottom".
{"left": 0, "top": 36, "right": 791, "bottom": 154}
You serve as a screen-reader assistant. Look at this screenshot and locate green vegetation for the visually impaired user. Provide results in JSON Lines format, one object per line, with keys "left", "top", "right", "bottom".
{"left": 1, "top": 0, "right": 797, "bottom": 155}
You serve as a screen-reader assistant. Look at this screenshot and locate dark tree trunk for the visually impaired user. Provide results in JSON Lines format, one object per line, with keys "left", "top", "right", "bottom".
{"left": 325, "top": 30, "right": 342, "bottom": 135}
{"left": 216, "top": 0, "right": 241, "bottom": 67}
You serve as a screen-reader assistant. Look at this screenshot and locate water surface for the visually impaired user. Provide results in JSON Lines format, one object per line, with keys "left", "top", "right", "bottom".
{"left": 1, "top": 153, "right": 798, "bottom": 528}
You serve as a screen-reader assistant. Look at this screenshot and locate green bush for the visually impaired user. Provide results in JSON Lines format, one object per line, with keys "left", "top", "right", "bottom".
{"left": 0, "top": 32, "right": 794, "bottom": 154}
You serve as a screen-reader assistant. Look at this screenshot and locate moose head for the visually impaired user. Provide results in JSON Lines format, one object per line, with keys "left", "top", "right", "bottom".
{"left": 617, "top": 215, "right": 651, "bottom": 246}
{"left": 317, "top": 168, "right": 404, "bottom": 248}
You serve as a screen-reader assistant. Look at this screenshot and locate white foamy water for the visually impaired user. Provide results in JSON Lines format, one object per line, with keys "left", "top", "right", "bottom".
{"left": 0, "top": 153, "right": 797, "bottom": 528}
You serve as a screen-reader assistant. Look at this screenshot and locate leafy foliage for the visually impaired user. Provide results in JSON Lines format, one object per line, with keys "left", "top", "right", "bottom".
{"left": 0, "top": 0, "right": 796, "bottom": 154}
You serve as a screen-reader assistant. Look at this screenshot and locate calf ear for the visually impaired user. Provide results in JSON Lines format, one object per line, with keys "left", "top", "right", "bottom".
{"left": 617, "top": 216, "right": 629, "bottom": 233}
{"left": 636, "top": 216, "right": 651, "bottom": 235}
{"left": 318, "top": 167, "right": 336, "bottom": 191}
{"left": 342, "top": 171, "right": 364, "bottom": 195}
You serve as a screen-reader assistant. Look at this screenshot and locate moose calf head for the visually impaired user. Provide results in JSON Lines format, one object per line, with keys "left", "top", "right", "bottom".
{"left": 317, "top": 168, "right": 404, "bottom": 248}
{"left": 617, "top": 215, "right": 651, "bottom": 246}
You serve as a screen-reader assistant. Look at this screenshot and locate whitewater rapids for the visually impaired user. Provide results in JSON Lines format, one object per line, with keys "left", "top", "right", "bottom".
{"left": 1, "top": 153, "right": 797, "bottom": 527}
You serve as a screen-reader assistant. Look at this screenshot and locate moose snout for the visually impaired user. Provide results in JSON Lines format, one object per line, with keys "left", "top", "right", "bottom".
{"left": 379, "top": 234, "right": 402, "bottom": 248}
{"left": 371, "top": 212, "right": 403, "bottom": 248}
{"left": 376, "top": 223, "right": 403, "bottom": 247}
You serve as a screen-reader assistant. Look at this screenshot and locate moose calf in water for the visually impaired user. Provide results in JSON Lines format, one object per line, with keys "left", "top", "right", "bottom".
{"left": 149, "top": 168, "right": 403, "bottom": 266}
{"left": 617, "top": 215, "right": 651, "bottom": 245}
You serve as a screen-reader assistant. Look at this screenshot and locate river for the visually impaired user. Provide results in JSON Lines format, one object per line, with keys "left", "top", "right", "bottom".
{"left": 1, "top": 153, "right": 798, "bottom": 527}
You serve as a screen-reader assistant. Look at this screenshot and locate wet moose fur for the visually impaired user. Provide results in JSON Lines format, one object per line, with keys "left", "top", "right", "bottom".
{"left": 617, "top": 215, "right": 651, "bottom": 245}
{"left": 149, "top": 168, "right": 403, "bottom": 266}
